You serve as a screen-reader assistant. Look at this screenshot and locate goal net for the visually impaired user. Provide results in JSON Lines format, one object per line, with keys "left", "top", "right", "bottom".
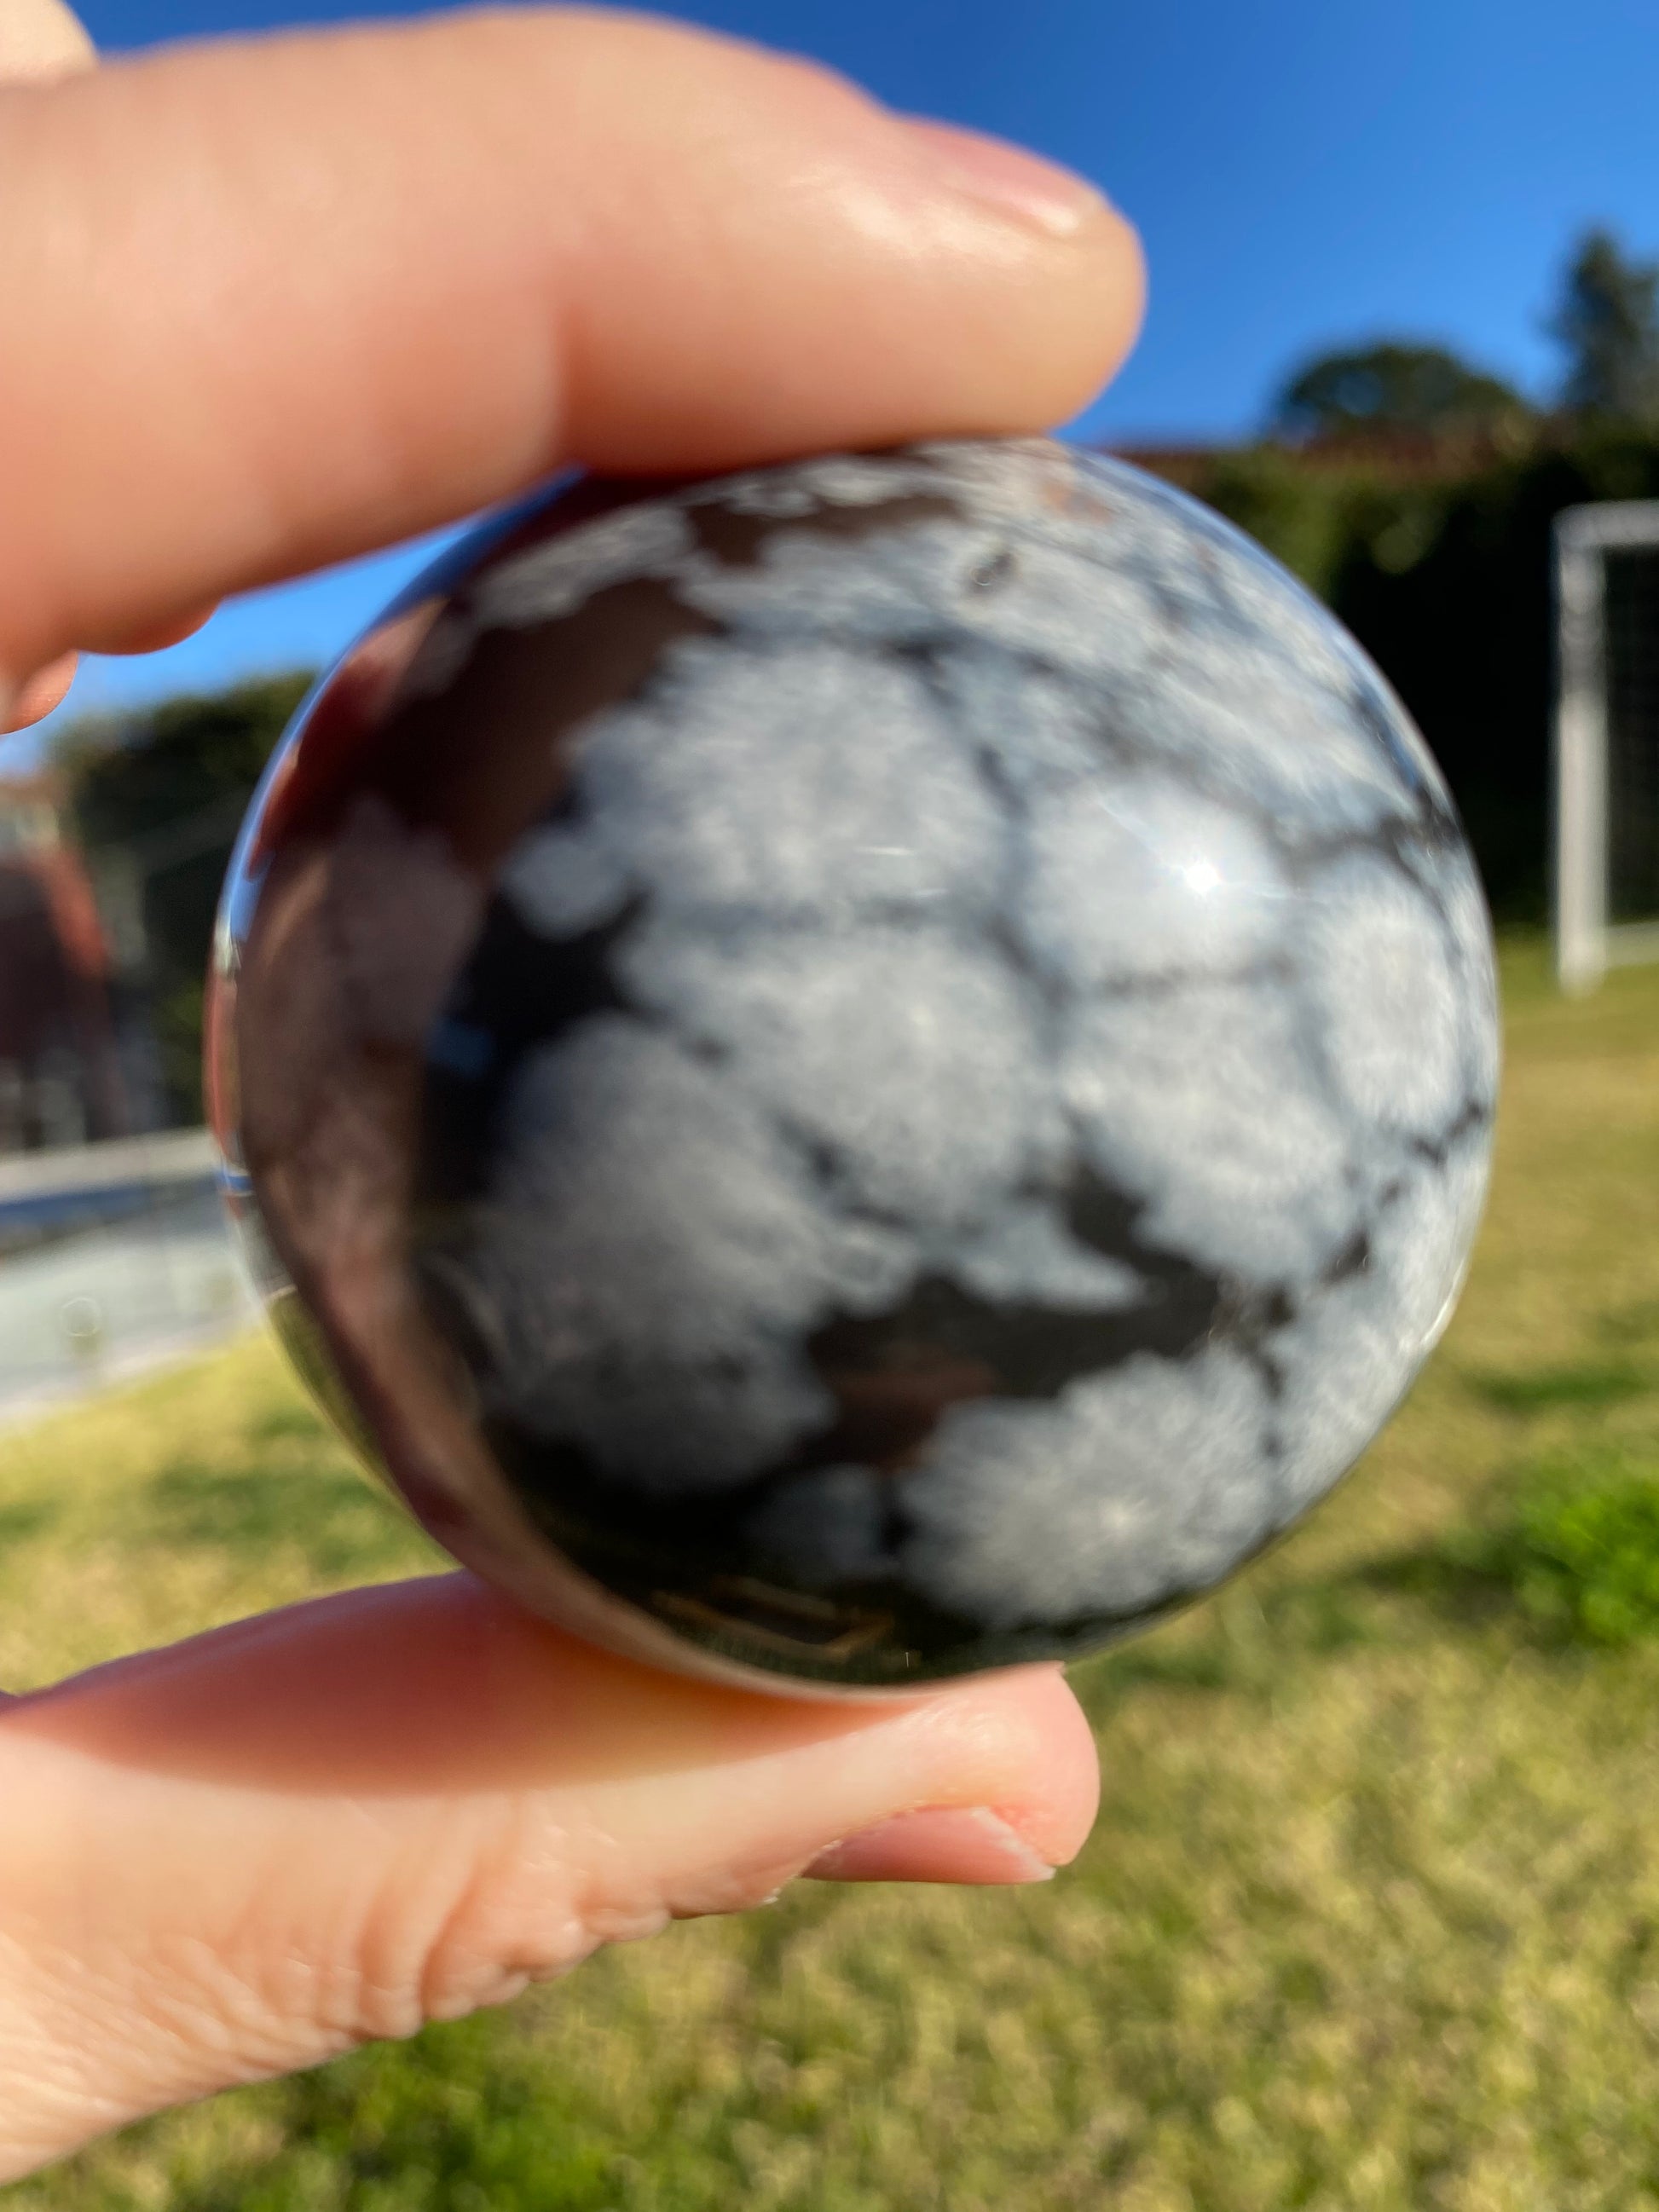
{"left": 1556, "top": 501, "right": 1659, "bottom": 990}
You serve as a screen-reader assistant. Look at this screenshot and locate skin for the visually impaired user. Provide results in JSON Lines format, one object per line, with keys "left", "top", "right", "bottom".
{"left": 0, "top": 0, "right": 1144, "bottom": 2174}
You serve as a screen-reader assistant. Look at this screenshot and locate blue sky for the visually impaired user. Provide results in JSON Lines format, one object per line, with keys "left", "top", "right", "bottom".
{"left": 14, "top": 0, "right": 1658, "bottom": 758}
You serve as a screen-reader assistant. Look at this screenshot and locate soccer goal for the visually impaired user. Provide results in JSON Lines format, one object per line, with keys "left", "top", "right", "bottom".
{"left": 1555, "top": 500, "right": 1659, "bottom": 991}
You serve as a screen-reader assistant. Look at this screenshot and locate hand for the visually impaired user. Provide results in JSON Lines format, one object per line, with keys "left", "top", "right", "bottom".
{"left": 0, "top": 1, "right": 1143, "bottom": 2174}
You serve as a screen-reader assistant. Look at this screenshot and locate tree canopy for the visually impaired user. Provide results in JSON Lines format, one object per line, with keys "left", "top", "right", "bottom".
{"left": 1550, "top": 228, "right": 1659, "bottom": 424}
{"left": 1271, "top": 342, "right": 1529, "bottom": 442}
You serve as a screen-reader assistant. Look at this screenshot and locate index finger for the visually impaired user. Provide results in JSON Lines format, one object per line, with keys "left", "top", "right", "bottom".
{"left": 0, "top": 7, "right": 1143, "bottom": 696}
{"left": 0, "top": 0, "right": 93, "bottom": 727}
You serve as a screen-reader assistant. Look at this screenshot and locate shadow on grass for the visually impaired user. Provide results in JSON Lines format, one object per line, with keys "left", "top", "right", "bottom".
{"left": 1082, "top": 1442, "right": 1659, "bottom": 1715}
{"left": 1598, "top": 1298, "right": 1659, "bottom": 1349}
{"left": 1356, "top": 1446, "right": 1659, "bottom": 1649}
{"left": 140, "top": 1457, "right": 419, "bottom": 1582}
{"left": 251, "top": 1401, "right": 332, "bottom": 1446}
{"left": 1462, "top": 1360, "right": 1652, "bottom": 1414}
{"left": 0, "top": 1497, "right": 61, "bottom": 1551}
{"left": 1462, "top": 1292, "right": 1659, "bottom": 1415}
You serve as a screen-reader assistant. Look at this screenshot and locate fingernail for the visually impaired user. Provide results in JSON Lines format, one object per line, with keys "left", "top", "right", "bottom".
{"left": 899, "top": 118, "right": 1107, "bottom": 240}
{"left": 805, "top": 1806, "right": 1056, "bottom": 1886}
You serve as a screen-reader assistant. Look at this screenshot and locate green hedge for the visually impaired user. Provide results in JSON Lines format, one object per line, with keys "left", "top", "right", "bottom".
{"left": 1188, "top": 432, "right": 1659, "bottom": 922}
{"left": 66, "top": 673, "right": 312, "bottom": 1122}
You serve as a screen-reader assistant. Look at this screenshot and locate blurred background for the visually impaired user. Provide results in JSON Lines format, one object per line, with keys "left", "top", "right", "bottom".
{"left": 5, "top": 3, "right": 1659, "bottom": 2204}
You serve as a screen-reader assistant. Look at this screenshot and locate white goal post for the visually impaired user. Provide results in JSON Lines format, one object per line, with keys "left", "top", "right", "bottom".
{"left": 1555, "top": 500, "right": 1659, "bottom": 992}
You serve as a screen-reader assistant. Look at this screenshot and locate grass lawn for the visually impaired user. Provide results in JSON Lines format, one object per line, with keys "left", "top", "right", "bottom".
{"left": 6, "top": 939, "right": 1659, "bottom": 2209}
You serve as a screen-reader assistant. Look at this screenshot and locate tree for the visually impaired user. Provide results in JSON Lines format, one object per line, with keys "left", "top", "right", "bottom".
{"left": 58, "top": 673, "right": 312, "bottom": 1119}
{"left": 1271, "top": 342, "right": 1529, "bottom": 442}
{"left": 1550, "top": 228, "right": 1659, "bottom": 424}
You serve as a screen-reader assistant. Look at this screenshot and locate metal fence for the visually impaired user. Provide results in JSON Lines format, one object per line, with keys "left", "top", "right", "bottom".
{"left": 0, "top": 1127, "right": 255, "bottom": 1423}
{"left": 0, "top": 765, "right": 257, "bottom": 1423}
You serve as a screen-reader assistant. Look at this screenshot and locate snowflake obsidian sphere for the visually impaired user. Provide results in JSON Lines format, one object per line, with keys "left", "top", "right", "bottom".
{"left": 210, "top": 438, "right": 1499, "bottom": 1692}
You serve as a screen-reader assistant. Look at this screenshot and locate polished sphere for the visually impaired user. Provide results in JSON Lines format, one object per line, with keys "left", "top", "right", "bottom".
{"left": 211, "top": 438, "right": 1499, "bottom": 1693}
